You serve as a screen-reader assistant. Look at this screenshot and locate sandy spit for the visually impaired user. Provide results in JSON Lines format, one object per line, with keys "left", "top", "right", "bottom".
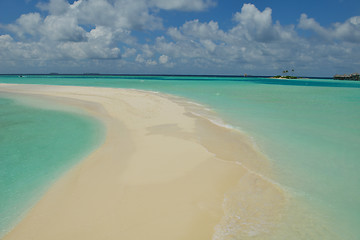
{"left": 0, "top": 84, "right": 285, "bottom": 240}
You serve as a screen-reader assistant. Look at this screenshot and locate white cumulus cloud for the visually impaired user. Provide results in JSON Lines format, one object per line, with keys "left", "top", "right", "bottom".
{"left": 37, "top": 0, "right": 69, "bottom": 15}
{"left": 7, "top": 13, "right": 42, "bottom": 38}
{"left": 232, "top": 3, "right": 296, "bottom": 42}
{"left": 159, "top": 54, "right": 169, "bottom": 64}
{"left": 42, "top": 14, "right": 87, "bottom": 42}
{"left": 150, "top": 0, "right": 215, "bottom": 11}
{"left": 299, "top": 14, "right": 360, "bottom": 43}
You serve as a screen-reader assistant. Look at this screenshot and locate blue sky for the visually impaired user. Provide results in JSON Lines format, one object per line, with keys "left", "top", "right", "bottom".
{"left": 0, "top": 0, "right": 359, "bottom": 76}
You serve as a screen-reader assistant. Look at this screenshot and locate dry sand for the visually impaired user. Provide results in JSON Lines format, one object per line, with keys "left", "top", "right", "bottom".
{"left": 0, "top": 84, "right": 286, "bottom": 240}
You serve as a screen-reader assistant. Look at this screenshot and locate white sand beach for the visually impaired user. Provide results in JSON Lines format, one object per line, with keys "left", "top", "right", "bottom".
{"left": 0, "top": 84, "right": 285, "bottom": 240}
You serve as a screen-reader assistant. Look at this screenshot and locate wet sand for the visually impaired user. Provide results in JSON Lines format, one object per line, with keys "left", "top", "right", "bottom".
{"left": 0, "top": 84, "right": 285, "bottom": 240}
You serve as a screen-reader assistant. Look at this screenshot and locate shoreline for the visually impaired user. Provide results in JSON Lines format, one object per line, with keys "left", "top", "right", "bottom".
{"left": 0, "top": 86, "right": 106, "bottom": 238}
{"left": 0, "top": 84, "right": 285, "bottom": 239}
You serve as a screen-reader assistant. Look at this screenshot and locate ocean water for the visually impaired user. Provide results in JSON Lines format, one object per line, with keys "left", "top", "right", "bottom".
{"left": 0, "top": 93, "right": 104, "bottom": 238}
{"left": 0, "top": 75, "right": 359, "bottom": 239}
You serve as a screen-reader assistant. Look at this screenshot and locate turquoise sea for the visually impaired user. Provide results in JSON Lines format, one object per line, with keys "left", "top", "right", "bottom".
{"left": 0, "top": 75, "right": 359, "bottom": 239}
{"left": 0, "top": 90, "right": 104, "bottom": 238}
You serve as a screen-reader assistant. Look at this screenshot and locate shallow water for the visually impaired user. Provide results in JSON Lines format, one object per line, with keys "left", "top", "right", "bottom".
{"left": 0, "top": 75, "right": 359, "bottom": 239}
{"left": 0, "top": 94, "right": 103, "bottom": 238}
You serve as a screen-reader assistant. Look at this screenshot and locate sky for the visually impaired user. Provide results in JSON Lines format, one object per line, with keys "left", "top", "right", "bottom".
{"left": 0, "top": 0, "right": 359, "bottom": 76}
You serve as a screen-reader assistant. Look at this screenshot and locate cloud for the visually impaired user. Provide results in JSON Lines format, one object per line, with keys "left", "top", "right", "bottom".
{"left": 42, "top": 14, "right": 87, "bottom": 42}
{"left": 299, "top": 14, "right": 360, "bottom": 43}
{"left": 148, "top": 4, "right": 299, "bottom": 72}
{"left": 233, "top": 4, "right": 275, "bottom": 41}
{"left": 3, "top": 0, "right": 217, "bottom": 64}
{"left": 334, "top": 16, "right": 360, "bottom": 42}
{"left": 200, "top": 39, "right": 216, "bottom": 52}
{"left": 168, "top": 19, "right": 225, "bottom": 40}
{"left": 150, "top": 0, "right": 215, "bottom": 11}
{"left": 57, "top": 26, "right": 121, "bottom": 59}
{"left": 159, "top": 54, "right": 168, "bottom": 64}
{"left": 0, "top": 34, "right": 46, "bottom": 61}
{"left": 232, "top": 3, "right": 296, "bottom": 42}
{"left": 0, "top": 2, "right": 359, "bottom": 76}
{"left": 3, "top": 0, "right": 156, "bottom": 61}
{"left": 7, "top": 13, "right": 42, "bottom": 38}
{"left": 7, "top": 11, "right": 88, "bottom": 42}
{"left": 0, "top": 26, "right": 120, "bottom": 61}
{"left": 75, "top": 0, "right": 163, "bottom": 30}
{"left": 37, "top": 0, "right": 69, "bottom": 15}
{"left": 298, "top": 14, "right": 328, "bottom": 38}
{"left": 133, "top": 3, "right": 358, "bottom": 76}
{"left": 135, "top": 54, "right": 157, "bottom": 65}
{"left": 122, "top": 47, "right": 137, "bottom": 58}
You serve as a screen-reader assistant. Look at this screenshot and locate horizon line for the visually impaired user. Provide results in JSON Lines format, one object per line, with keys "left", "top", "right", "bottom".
{"left": 0, "top": 73, "right": 333, "bottom": 79}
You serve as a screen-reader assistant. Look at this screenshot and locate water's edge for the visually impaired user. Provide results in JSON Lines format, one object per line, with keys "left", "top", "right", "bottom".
{"left": 0, "top": 91, "right": 105, "bottom": 238}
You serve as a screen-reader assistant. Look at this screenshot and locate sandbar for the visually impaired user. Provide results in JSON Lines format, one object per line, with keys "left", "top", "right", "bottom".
{"left": 0, "top": 84, "right": 285, "bottom": 240}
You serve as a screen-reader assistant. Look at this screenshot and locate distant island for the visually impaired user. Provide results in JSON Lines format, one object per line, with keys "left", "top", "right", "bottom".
{"left": 333, "top": 73, "right": 359, "bottom": 81}
{"left": 272, "top": 69, "right": 298, "bottom": 79}
{"left": 272, "top": 75, "right": 298, "bottom": 79}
